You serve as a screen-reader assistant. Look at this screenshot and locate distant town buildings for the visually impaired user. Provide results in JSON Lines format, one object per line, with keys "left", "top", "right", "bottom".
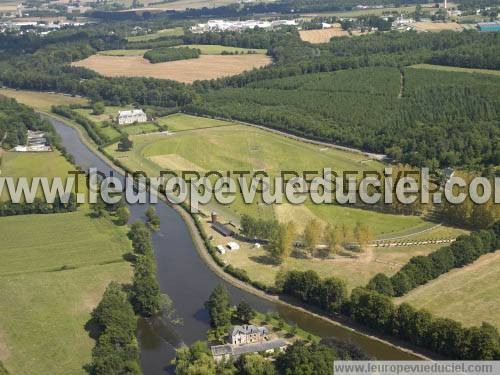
{"left": 190, "top": 19, "right": 298, "bottom": 33}
{"left": 117, "top": 109, "right": 147, "bottom": 125}
{"left": 211, "top": 325, "right": 287, "bottom": 362}
{"left": 14, "top": 130, "right": 52, "bottom": 152}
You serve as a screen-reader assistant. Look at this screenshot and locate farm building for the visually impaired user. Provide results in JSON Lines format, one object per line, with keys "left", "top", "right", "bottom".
{"left": 117, "top": 109, "right": 147, "bottom": 125}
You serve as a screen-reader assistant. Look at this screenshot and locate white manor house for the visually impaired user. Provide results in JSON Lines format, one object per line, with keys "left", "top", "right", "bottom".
{"left": 116, "top": 109, "right": 147, "bottom": 125}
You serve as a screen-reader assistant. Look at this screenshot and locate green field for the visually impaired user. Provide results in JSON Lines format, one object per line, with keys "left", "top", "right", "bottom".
{"left": 398, "top": 250, "right": 500, "bottom": 329}
{"left": 411, "top": 64, "right": 500, "bottom": 77}
{"left": 106, "top": 114, "right": 424, "bottom": 234}
{"left": 74, "top": 107, "right": 122, "bottom": 140}
{"left": 0, "top": 212, "right": 131, "bottom": 276}
{"left": 126, "top": 27, "right": 184, "bottom": 42}
{"left": 176, "top": 44, "right": 267, "bottom": 55}
{"left": 122, "top": 122, "right": 160, "bottom": 135}
{"left": 0, "top": 151, "right": 87, "bottom": 202}
{"left": 156, "top": 113, "right": 233, "bottom": 131}
{"left": 0, "top": 88, "right": 87, "bottom": 111}
{"left": 97, "top": 49, "right": 149, "bottom": 56}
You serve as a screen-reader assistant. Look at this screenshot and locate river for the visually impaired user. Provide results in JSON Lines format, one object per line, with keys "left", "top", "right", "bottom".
{"left": 47, "top": 116, "right": 419, "bottom": 375}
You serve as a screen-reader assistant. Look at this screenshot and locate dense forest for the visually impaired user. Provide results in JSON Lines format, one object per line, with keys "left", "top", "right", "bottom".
{"left": 143, "top": 46, "right": 201, "bottom": 63}
{"left": 189, "top": 66, "right": 500, "bottom": 169}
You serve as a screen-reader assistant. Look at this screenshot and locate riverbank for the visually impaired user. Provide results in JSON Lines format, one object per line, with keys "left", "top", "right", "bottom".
{"left": 42, "top": 111, "right": 436, "bottom": 362}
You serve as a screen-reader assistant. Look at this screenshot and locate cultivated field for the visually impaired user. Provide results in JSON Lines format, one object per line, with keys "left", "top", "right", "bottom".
{"left": 413, "top": 21, "right": 462, "bottom": 32}
{"left": 0, "top": 88, "right": 87, "bottom": 111}
{"left": 398, "top": 250, "right": 500, "bottom": 329}
{"left": 411, "top": 63, "right": 500, "bottom": 77}
{"left": 72, "top": 54, "right": 272, "bottom": 83}
{"left": 105, "top": 114, "right": 425, "bottom": 234}
{"left": 299, "top": 28, "right": 349, "bottom": 43}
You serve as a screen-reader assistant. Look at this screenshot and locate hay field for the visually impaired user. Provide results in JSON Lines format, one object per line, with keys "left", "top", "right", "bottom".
{"left": 299, "top": 28, "right": 349, "bottom": 43}
{"left": 414, "top": 21, "right": 462, "bottom": 31}
{"left": 398, "top": 250, "right": 500, "bottom": 329}
{"left": 72, "top": 54, "right": 272, "bottom": 83}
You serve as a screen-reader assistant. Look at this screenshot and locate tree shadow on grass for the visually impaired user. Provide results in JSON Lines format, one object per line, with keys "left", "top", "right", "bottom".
{"left": 249, "top": 255, "right": 281, "bottom": 266}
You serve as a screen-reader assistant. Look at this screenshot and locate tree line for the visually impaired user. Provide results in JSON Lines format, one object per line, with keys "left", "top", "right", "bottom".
{"left": 277, "top": 268, "right": 500, "bottom": 360}
{"left": 143, "top": 46, "right": 201, "bottom": 63}
{"left": 368, "top": 221, "right": 500, "bottom": 297}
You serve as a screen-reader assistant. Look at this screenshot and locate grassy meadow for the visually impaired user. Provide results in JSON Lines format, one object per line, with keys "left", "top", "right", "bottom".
{"left": 156, "top": 113, "right": 233, "bottom": 132}
{"left": 97, "top": 49, "right": 148, "bottom": 56}
{"left": 0, "top": 88, "right": 87, "bottom": 111}
{"left": 0, "top": 149, "right": 132, "bottom": 374}
{"left": 397, "top": 250, "right": 500, "bottom": 329}
{"left": 106, "top": 113, "right": 425, "bottom": 233}
{"left": 411, "top": 63, "right": 500, "bottom": 77}
{"left": 127, "top": 27, "right": 184, "bottom": 42}
{"left": 0, "top": 151, "right": 88, "bottom": 202}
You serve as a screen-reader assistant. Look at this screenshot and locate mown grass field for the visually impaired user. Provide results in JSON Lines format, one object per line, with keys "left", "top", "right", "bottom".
{"left": 156, "top": 113, "right": 233, "bottom": 132}
{"left": 122, "top": 122, "right": 160, "bottom": 135}
{"left": 411, "top": 63, "right": 500, "bottom": 77}
{"left": 0, "top": 88, "right": 87, "bottom": 111}
{"left": 0, "top": 151, "right": 87, "bottom": 202}
{"left": 0, "top": 149, "right": 132, "bottom": 374}
{"left": 127, "top": 27, "right": 184, "bottom": 42}
{"left": 98, "top": 49, "right": 148, "bottom": 56}
{"left": 0, "top": 212, "right": 131, "bottom": 276}
{"left": 106, "top": 114, "right": 425, "bottom": 234}
{"left": 397, "top": 250, "right": 500, "bottom": 329}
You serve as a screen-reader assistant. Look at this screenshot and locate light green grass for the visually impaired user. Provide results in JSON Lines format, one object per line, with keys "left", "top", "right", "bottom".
{"left": 97, "top": 49, "right": 149, "bottom": 56}
{"left": 0, "top": 212, "right": 131, "bottom": 276}
{"left": 0, "top": 151, "right": 87, "bottom": 202}
{"left": 0, "top": 261, "right": 131, "bottom": 375}
{"left": 105, "top": 114, "right": 424, "bottom": 234}
{"left": 397, "top": 250, "right": 500, "bottom": 329}
{"left": 126, "top": 27, "right": 184, "bottom": 42}
{"left": 176, "top": 44, "right": 267, "bottom": 55}
{"left": 156, "top": 113, "right": 233, "bottom": 131}
{"left": 74, "top": 107, "right": 124, "bottom": 140}
{"left": 122, "top": 122, "right": 160, "bottom": 135}
{"left": 0, "top": 88, "right": 87, "bottom": 111}
{"left": 410, "top": 64, "right": 500, "bottom": 77}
